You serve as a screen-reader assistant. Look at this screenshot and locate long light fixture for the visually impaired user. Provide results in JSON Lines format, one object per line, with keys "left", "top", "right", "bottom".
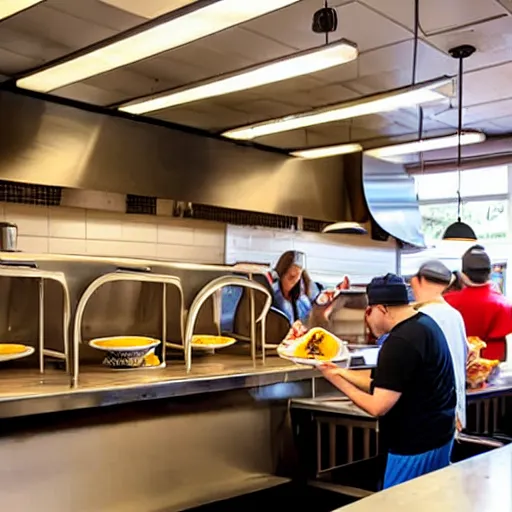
{"left": 290, "top": 142, "right": 362, "bottom": 159}
{"left": 119, "top": 40, "right": 358, "bottom": 114}
{"left": 365, "top": 131, "right": 486, "bottom": 163}
{"left": 222, "top": 77, "right": 453, "bottom": 140}
{"left": 0, "top": 0, "right": 44, "bottom": 20}
{"left": 16, "top": 0, "right": 300, "bottom": 93}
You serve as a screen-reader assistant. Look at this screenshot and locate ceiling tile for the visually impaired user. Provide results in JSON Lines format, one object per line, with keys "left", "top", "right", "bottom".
{"left": 432, "top": 97, "right": 512, "bottom": 126}
{"left": 47, "top": 0, "right": 143, "bottom": 30}
{"left": 0, "top": 47, "right": 39, "bottom": 76}
{"left": 463, "top": 61, "right": 512, "bottom": 106}
{"left": 428, "top": 15, "right": 512, "bottom": 72}
{"left": 57, "top": 67, "right": 174, "bottom": 105}
{"left": 3, "top": 4, "right": 117, "bottom": 51}
{"left": 317, "top": 39, "right": 453, "bottom": 93}
{"left": 51, "top": 82, "right": 125, "bottom": 105}
{"left": 98, "top": 0, "right": 197, "bottom": 19}
{"left": 360, "top": 0, "right": 507, "bottom": 34}
{"left": 244, "top": 2, "right": 411, "bottom": 52}
{"left": 152, "top": 103, "right": 250, "bottom": 131}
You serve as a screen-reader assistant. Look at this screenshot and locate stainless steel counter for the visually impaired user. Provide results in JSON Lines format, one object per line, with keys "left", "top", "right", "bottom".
{"left": 333, "top": 444, "right": 512, "bottom": 512}
{"left": 0, "top": 355, "right": 315, "bottom": 419}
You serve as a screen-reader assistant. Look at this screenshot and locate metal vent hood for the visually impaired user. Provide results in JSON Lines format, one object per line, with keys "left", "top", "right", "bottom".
{"left": 0, "top": 90, "right": 424, "bottom": 246}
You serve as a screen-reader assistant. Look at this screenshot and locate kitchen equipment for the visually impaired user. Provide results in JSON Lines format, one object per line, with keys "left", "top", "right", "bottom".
{"left": 0, "top": 222, "right": 17, "bottom": 252}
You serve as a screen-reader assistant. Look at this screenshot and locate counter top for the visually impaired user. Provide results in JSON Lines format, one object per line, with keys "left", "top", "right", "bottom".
{"left": 334, "top": 444, "right": 512, "bottom": 512}
{"left": 0, "top": 355, "right": 315, "bottom": 419}
{"left": 291, "top": 396, "right": 373, "bottom": 419}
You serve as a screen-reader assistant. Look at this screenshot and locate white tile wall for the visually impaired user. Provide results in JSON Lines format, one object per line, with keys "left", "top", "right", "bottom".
{"left": 226, "top": 225, "right": 398, "bottom": 285}
{"left": 1, "top": 203, "right": 225, "bottom": 264}
{"left": 1, "top": 202, "right": 398, "bottom": 278}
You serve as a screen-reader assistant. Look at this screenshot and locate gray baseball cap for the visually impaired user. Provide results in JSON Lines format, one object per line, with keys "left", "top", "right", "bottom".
{"left": 417, "top": 260, "right": 453, "bottom": 285}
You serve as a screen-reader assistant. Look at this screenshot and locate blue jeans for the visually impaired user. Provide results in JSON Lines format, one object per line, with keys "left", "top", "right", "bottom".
{"left": 383, "top": 438, "right": 454, "bottom": 489}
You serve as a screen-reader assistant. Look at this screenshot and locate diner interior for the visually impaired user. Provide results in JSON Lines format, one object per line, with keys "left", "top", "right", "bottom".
{"left": 0, "top": 1, "right": 512, "bottom": 511}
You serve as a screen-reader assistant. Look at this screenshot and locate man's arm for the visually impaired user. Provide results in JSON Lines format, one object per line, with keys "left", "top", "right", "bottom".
{"left": 321, "top": 369, "right": 400, "bottom": 416}
{"left": 322, "top": 366, "right": 372, "bottom": 392}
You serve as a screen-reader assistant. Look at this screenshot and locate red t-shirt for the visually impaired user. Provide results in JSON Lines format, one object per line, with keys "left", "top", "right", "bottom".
{"left": 444, "top": 284, "right": 512, "bottom": 361}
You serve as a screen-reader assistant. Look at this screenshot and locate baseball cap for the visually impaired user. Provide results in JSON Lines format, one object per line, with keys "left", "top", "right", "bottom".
{"left": 417, "top": 260, "right": 453, "bottom": 285}
{"left": 462, "top": 245, "right": 491, "bottom": 273}
{"left": 367, "top": 273, "right": 409, "bottom": 306}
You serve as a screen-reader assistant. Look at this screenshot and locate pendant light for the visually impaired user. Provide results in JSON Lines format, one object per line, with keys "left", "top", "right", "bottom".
{"left": 442, "top": 45, "right": 477, "bottom": 241}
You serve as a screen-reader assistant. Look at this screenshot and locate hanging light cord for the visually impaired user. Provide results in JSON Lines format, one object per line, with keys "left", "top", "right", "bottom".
{"left": 456, "top": 52, "right": 463, "bottom": 221}
{"left": 411, "top": 0, "right": 425, "bottom": 171}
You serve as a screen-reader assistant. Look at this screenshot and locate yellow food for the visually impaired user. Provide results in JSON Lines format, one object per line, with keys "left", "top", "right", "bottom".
{"left": 0, "top": 344, "right": 27, "bottom": 355}
{"left": 144, "top": 354, "right": 160, "bottom": 367}
{"left": 191, "top": 335, "right": 236, "bottom": 346}
{"left": 95, "top": 337, "right": 156, "bottom": 348}
{"left": 293, "top": 329, "right": 339, "bottom": 361}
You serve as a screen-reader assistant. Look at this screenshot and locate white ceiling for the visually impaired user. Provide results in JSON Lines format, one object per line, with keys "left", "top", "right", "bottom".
{"left": 1, "top": 0, "right": 512, "bottom": 151}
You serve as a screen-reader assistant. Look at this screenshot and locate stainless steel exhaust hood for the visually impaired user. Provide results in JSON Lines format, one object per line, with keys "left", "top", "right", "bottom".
{"left": 0, "top": 90, "right": 424, "bottom": 246}
{"left": 0, "top": 90, "right": 361, "bottom": 223}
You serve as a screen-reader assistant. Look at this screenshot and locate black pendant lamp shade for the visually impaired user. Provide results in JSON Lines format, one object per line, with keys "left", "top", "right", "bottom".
{"left": 442, "top": 45, "right": 477, "bottom": 242}
{"left": 442, "top": 220, "right": 477, "bottom": 241}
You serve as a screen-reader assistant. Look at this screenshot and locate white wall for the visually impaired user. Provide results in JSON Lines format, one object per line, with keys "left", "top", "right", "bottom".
{"left": 226, "top": 225, "right": 398, "bottom": 285}
{"left": 1, "top": 203, "right": 225, "bottom": 264}
{"left": 2, "top": 202, "right": 398, "bottom": 283}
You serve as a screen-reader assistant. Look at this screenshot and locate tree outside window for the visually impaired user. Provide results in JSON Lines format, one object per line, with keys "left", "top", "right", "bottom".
{"left": 420, "top": 200, "right": 508, "bottom": 242}
{"left": 414, "top": 166, "right": 509, "bottom": 243}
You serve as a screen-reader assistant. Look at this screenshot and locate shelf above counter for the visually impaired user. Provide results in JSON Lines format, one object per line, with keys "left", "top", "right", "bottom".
{"left": 0, "top": 355, "right": 316, "bottom": 419}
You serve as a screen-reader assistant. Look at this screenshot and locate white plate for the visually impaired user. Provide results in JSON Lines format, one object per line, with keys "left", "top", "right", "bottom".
{"left": 89, "top": 336, "right": 161, "bottom": 353}
{"left": 278, "top": 328, "right": 349, "bottom": 363}
{"left": 281, "top": 354, "right": 350, "bottom": 367}
{"left": 190, "top": 337, "right": 237, "bottom": 350}
{"left": 0, "top": 345, "right": 35, "bottom": 362}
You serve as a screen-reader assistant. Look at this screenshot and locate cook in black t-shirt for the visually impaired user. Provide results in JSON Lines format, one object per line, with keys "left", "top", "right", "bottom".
{"left": 319, "top": 273, "right": 456, "bottom": 488}
{"left": 372, "top": 312, "right": 456, "bottom": 455}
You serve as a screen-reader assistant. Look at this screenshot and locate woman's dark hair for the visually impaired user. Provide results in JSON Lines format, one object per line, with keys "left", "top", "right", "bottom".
{"left": 443, "top": 271, "right": 464, "bottom": 293}
{"left": 274, "top": 250, "right": 312, "bottom": 300}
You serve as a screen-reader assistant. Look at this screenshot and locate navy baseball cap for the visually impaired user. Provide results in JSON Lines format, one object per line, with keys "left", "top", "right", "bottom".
{"left": 367, "top": 273, "right": 410, "bottom": 306}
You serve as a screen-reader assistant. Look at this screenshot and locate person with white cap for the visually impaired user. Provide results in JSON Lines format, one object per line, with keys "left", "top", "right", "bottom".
{"left": 445, "top": 245, "right": 512, "bottom": 361}
{"left": 320, "top": 273, "right": 456, "bottom": 489}
{"left": 410, "top": 260, "right": 468, "bottom": 432}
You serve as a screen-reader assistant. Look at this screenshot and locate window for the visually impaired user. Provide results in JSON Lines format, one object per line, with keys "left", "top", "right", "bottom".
{"left": 414, "top": 165, "right": 509, "bottom": 243}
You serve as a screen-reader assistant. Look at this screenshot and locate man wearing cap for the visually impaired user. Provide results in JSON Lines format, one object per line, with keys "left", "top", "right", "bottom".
{"left": 445, "top": 245, "right": 512, "bottom": 361}
{"left": 411, "top": 260, "right": 468, "bottom": 432}
{"left": 319, "top": 273, "right": 456, "bottom": 489}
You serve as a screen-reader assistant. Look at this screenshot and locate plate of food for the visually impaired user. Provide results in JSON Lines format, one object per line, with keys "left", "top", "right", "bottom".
{"left": 89, "top": 336, "right": 161, "bottom": 369}
{"left": 277, "top": 326, "right": 349, "bottom": 367}
{"left": 191, "top": 335, "right": 237, "bottom": 350}
{"left": 0, "top": 344, "right": 35, "bottom": 362}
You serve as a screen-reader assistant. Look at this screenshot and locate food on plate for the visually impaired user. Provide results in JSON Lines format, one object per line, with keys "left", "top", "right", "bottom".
{"left": 284, "top": 321, "right": 309, "bottom": 342}
{"left": 95, "top": 337, "right": 156, "bottom": 349}
{"left": 290, "top": 328, "right": 340, "bottom": 361}
{"left": 143, "top": 353, "right": 161, "bottom": 367}
{"left": 466, "top": 358, "right": 500, "bottom": 389}
{"left": 466, "top": 336, "right": 500, "bottom": 388}
{"left": 0, "top": 344, "right": 28, "bottom": 355}
{"left": 191, "top": 335, "right": 236, "bottom": 346}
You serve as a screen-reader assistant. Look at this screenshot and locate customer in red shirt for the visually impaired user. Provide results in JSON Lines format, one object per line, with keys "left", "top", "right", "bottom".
{"left": 444, "top": 245, "right": 512, "bottom": 361}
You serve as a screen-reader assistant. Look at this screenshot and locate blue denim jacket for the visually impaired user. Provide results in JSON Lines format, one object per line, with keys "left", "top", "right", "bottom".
{"left": 270, "top": 272, "right": 319, "bottom": 324}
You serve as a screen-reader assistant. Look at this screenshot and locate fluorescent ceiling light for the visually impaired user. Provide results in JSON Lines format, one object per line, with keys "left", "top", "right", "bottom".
{"left": 16, "top": 0, "right": 299, "bottom": 93}
{"left": 0, "top": 0, "right": 44, "bottom": 20}
{"left": 290, "top": 142, "right": 362, "bottom": 159}
{"left": 119, "top": 40, "right": 358, "bottom": 114}
{"left": 222, "top": 77, "right": 453, "bottom": 140}
{"left": 365, "top": 132, "right": 486, "bottom": 163}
